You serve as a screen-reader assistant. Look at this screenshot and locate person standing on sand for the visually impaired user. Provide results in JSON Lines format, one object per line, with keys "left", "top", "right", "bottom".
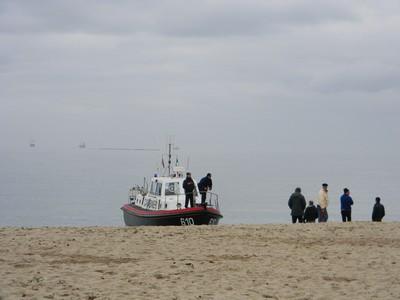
{"left": 304, "top": 200, "right": 318, "bottom": 223}
{"left": 317, "top": 183, "right": 329, "bottom": 222}
{"left": 340, "top": 188, "right": 354, "bottom": 222}
{"left": 372, "top": 197, "right": 385, "bottom": 222}
{"left": 183, "top": 172, "right": 195, "bottom": 208}
{"left": 288, "top": 187, "right": 306, "bottom": 223}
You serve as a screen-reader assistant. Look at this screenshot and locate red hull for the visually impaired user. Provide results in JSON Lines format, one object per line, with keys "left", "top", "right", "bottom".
{"left": 121, "top": 204, "right": 223, "bottom": 226}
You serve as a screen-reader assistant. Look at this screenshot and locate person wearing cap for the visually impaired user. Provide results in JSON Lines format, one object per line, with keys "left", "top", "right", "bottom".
{"left": 340, "top": 188, "right": 354, "bottom": 222}
{"left": 304, "top": 200, "right": 318, "bottom": 223}
{"left": 372, "top": 197, "right": 385, "bottom": 222}
{"left": 288, "top": 187, "right": 306, "bottom": 223}
{"left": 183, "top": 172, "right": 195, "bottom": 208}
{"left": 197, "top": 173, "right": 213, "bottom": 205}
{"left": 317, "top": 183, "right": 329, "bottom": 222}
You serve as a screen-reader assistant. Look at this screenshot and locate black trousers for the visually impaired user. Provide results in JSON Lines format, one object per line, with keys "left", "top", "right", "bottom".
{"left": 341, "top": 210, "right": 352, "bottom": 222}
{"left": 200, "top": 191, "right": 207, "bottom": 204}
{"left": 305, "top": 219, "right": 316, "bottom": 223}
{"left": 185, "top": 194, "right": 194, "bottom": 208}
{"left": 292, "top": 216, "right": 303, "bottom": 223}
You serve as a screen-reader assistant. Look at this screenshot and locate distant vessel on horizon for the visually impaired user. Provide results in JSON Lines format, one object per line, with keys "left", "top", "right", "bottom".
{"left": 29, "top": 140, "right": 35, "bottom": 147}
{"left": 79, "top": 142, "right": 86, "bottom": 149}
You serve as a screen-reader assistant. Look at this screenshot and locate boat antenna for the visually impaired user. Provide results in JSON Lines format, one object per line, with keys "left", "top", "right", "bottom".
{"left": 168, "top": 142, "right": 172, "bottom": 176}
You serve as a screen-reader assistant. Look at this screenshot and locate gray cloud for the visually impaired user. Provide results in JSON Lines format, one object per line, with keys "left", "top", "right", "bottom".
{"left": 1, "top": 0, "right": 358, "bottom": 36}
{"left": 0, "top": 0, "right": 400, "bottom": 154}
{"left": 312, "top": 64, "right": 400, "bottom": 93}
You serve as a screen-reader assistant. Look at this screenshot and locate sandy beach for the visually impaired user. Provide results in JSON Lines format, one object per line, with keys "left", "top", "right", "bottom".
{"left": 1, "top": 222, "right": 399, "bottom": 300}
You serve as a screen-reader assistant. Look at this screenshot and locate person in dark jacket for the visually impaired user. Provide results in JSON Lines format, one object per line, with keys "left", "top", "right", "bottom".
{"left": 372, "top": 197, "right": 385, "bottom": 222}
{"left": 303, "top": 200, "right": 318, "bottom": 223}
{"left": 197, "top": 173, "right": 212, "bottom": 205}
{"left": 183, "top": 172, "right": 195, "bottom": 208}
{"left": 288, "top": 187, "right": 306, "bottom": 223}
{"left": 340, "top": 188, "right": 354, "bottom": 222}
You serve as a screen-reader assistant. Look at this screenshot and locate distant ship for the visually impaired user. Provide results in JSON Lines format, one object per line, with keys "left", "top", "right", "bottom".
{"left": 79, "top": 142, "right": 86, "bottom": 149}
{"left": 29, "top": 140, "right": 35, "bottom": 147}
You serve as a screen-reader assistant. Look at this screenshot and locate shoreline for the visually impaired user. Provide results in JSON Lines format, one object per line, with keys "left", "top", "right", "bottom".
{"left": 1, "top": 219, "right": 397, "bottom": 228}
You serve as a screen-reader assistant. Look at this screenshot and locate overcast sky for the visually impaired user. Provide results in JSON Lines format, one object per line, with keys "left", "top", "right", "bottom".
{"left": 1, "top": 0, "right": 400, "bottom": 155}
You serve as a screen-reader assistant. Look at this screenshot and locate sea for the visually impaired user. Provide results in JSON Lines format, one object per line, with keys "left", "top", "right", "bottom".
{"left": 1, "top": 147, "right": 399, "bottom": 226}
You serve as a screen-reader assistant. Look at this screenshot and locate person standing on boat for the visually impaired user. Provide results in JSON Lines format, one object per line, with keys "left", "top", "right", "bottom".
{"left": 372, "top": 197, "right": 385, "bottom": 222}
{"left": 317, "top": 183, "right": 329, "bottom": 222}
{"left": 340, "top": 188, "right": 354, "bottom": 222}
{"left": 183, "top": 172, "right": 195, "bottom": 208}
{"left": 198, "top": 173, "right": 213, "bottom": 205}
{"left": 288, "top": 187, "right": 306, "bottom": 223}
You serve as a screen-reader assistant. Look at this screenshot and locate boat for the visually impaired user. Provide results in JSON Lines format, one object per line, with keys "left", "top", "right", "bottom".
{"left": 79, "top": 142, "right": 86, "bottom": 149}
{"left": 121, "top": 144, "right": 223, "bottom": 226}
{"left": 29, "top": 140, "right": 35, "bottom": 147}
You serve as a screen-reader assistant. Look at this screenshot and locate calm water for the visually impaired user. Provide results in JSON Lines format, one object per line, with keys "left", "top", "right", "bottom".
{"left": 1, "top": 148, "right": 399, "bottom": 226}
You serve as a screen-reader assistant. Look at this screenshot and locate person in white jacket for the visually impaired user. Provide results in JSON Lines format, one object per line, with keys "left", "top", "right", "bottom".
{"left": 317, "top": 183, "right": 329, "bottom": 222}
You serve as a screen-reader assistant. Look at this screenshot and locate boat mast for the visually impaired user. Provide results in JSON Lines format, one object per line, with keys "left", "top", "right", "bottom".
{"left": 168, "top": 142, "right": 172, "bottom": 176}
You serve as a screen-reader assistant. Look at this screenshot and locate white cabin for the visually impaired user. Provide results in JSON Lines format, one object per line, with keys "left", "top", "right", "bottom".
{"left": 130, "top": 175, "right": 202, "bottom": 210}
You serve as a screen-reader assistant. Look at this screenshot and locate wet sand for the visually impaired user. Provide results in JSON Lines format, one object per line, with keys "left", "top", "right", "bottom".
{"left": 1, "top": 222, "right": 399, "bottom": 299}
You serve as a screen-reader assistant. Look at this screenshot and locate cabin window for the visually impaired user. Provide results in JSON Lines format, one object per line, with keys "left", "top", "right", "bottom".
{"left": 165, "top": 182, "right": 179, "bottom": 196}
{"left": 149, "top": 182, "right": 155, "bottom": 195}
{"left": 155, "top": 182, "right": 162, "bottom": 196}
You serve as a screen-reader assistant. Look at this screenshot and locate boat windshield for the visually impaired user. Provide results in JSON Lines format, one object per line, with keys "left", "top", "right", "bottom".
{"left": 155, "top": 182, "right": 162, "bottom": 196}
{"left": 165, "top": 182, "right": 180, "bottom": 196}
{"left": 150, "top": 181, "right": 162, "bottom": 196}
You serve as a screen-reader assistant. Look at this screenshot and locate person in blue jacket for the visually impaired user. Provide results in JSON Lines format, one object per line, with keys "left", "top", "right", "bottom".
{"left": 340, "top": 188, "right": 354, "bottom": 222}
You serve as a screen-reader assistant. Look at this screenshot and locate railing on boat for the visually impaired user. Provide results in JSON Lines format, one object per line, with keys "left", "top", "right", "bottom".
{"left": 129, "top": 187, "right": 220, "bottom": 210}
{"left": 129, "top": 185, "right": 146, "bottom": 201}
{"left": 176, "top": 191, "right": 219, "bottom": 210}
{"left": 204, "top": 191, "right": 219, "bottom": 209}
